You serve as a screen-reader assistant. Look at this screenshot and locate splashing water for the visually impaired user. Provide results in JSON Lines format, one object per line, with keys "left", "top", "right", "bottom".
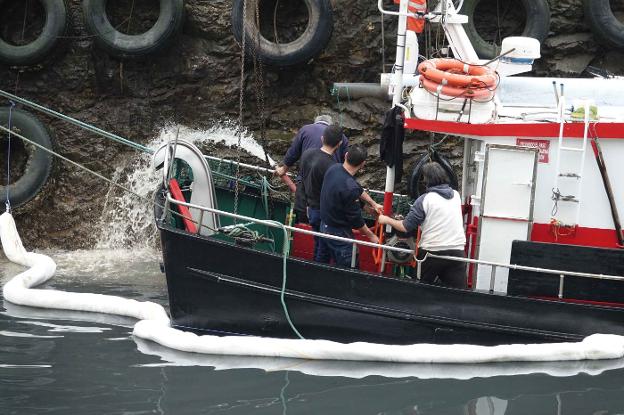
{"left": 94, "top": 123, "right": 276, "bottom": 250}
{"left": 157, "top": 122, "right": 277, "bottom": 166}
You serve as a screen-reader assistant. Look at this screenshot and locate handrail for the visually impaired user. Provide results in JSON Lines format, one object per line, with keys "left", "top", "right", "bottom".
{"left": 166, "top": 195, "right": 624, "bottom": 284}
{"left": 167, "top": 195, "right": 409, "bottom": 253}
{"left": 424, "top": 253, "right": 624, "bottom": 282}
{"left": 204, "top": 155, "right": 408, "bottom": 198}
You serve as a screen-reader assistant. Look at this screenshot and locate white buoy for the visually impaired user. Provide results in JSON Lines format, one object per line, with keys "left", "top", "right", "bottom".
{"left": 3, "top": 211, "right": 624, "bottom": 365}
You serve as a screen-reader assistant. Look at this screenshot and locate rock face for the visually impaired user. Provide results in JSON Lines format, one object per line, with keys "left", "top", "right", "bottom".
{"left": 0, "top": 0, "right": 622, "bottom": 249}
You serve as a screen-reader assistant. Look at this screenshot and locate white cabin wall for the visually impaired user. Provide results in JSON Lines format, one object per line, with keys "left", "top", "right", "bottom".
{"left": 470, "top": 137, "right": 624, "bottom": 231}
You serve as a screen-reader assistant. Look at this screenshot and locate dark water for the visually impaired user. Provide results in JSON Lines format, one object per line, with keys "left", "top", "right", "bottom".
{"left": 2, "top": 251, "right": 624, "bottom": 415}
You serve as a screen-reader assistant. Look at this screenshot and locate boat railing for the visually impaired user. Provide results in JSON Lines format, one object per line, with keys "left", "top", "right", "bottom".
{"left": 202, "top": 154, "right": 407, "bottom": 198}
{"left": 165, "top": 195, "right": 624, "bottom": 297}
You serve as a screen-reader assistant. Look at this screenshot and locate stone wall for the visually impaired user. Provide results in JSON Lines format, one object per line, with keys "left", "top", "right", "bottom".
{"left": 0, "top": 0, "right": 622, "bottom": 248}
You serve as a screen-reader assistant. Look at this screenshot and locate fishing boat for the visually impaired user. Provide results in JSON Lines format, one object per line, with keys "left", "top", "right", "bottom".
{"left": 154, "top": 0, "right": 624, "bottom": 346}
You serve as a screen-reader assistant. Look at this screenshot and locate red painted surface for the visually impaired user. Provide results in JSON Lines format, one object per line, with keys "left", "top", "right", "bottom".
{"left": 168, "top": 179, "right": 198, "bottom": 234}
{"left": 516, "top": 138, "right": 550, "bottom": 162}
{"left": 290, "top": 224, "right": 389, "bottom": 274}
{"left": 404, "top": 118, "right": 624, "bottom": 139}
{"left": 383, "top": 192, "right": 394, "bottom": 215}
{"left": 466, "top": 216, "right": 479, "bottom": 287}
{"left": 531, "top": 223, "right": 623, "bottom": 249}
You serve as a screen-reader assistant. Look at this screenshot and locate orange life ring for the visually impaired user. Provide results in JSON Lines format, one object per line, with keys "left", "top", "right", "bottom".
{"left": 418, "top": 58, "right": 497, "bottom": 89}
{"left": 420, "top": 76, "right": 495, "bottom": 100}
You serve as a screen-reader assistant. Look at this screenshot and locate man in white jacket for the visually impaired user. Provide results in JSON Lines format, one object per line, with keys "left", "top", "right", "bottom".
{"left": 378, "top": 161, "right": 467, "bottom": 288}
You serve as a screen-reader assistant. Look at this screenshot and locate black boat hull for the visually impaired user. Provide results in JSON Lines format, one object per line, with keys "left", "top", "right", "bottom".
{"left": 158, "top": 221, "right": 624, "bottom": 346}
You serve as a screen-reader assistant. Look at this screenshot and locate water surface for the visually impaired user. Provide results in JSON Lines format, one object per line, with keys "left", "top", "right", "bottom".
{"left": 2, "top": 251, "right": 624, "bottom": 414}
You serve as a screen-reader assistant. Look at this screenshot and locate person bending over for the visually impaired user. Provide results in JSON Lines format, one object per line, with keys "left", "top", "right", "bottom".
{"left": 319, "top": 144, "right": 379, "bottom": 268}
{"left": 274, "top": 115, "right": 348, "bottom": 223}
{"left": 299, "top": 125, "right": 344, "bottom": 262}
{"left": 378, "top": 161, "right": 467, "bottom": 289}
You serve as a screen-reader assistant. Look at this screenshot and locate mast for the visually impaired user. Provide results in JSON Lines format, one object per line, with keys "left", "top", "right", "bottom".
{"left": 382, "top": 0, "right": 410, "bottom": 215}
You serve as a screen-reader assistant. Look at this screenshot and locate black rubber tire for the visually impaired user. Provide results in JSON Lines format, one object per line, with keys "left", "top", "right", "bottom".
{"left": 460, "top": 0, "right": 550, "bottom": 60}
{"left": 82, "top": 0, "right": 185, "bottom": 59}
{"left": 584, "top": 0, "right": 624, "bottom": 50}
{"left": 231, "top": 0, "right": 333, "bottom": 67}
{"left": 0, "top": 108, "right": 54, "bottom": 208}
{"left": 408, "top": 151, "right": 459, "bottom": 200}
{"left": 0, "top": 0, "right": 68, "bottom": 66}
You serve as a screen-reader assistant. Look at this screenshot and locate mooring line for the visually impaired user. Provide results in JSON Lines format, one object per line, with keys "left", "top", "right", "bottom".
{"left": 0, "top": 89, "right": 152, "bottom": 154}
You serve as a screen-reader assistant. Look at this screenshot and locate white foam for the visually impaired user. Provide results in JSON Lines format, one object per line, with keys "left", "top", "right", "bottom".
{"left": 94, "top": 122, "right": 275, "bottom": 250}
{"left": 157, "top": 123, "right": 276, "bottom": 166}
{"left": 3, "top": 211, "right": 624, "bottom": 368}
{"left": 0, "top": 330, "right": 63, "bottom": 339}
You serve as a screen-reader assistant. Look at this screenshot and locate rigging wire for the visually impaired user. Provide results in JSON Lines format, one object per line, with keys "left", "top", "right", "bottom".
{"left": 0, "top": 122, "right": 217, "bottom": 233}
{"left": 4, "top": 101, "right": 15, "bottom": 213}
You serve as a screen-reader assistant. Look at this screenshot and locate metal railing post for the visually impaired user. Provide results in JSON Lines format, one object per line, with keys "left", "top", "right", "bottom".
{"left": 489, "top": 265, "right": 497, "bottom": 294}
{"left": 351, "top": 243, "right": 357, "bottom": 269}
{"left": 558, "top": 274, "right": 565, "bottom": 299}
{"left": 197, "top": 210, "right": 204, "bottom": 235}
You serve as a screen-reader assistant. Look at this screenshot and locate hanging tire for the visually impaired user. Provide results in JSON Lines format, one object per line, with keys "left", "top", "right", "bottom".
{"left": 408, "top": 151, "right": 458, "bottom": 200}
{"left": 0, "top": 108, "right": 54, "bottom": 208}
{"left": 82, "top": 0, "right": 185, "bottom": 59}
{"left": 231, "top": 0, "right": 333, "bottom": 66}
{"left": 584, "top": 0, "right": 624, "bottom": 50}
{"left": 0, "top": 0, "right": 68, "bottom": 67}
{"left": 460, "top": 0, "right": 550, "bottom": 60}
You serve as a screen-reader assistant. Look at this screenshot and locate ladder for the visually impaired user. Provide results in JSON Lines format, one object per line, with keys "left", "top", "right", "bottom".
{"left": 551, "top": 97, "right": 591, "bottom": 227}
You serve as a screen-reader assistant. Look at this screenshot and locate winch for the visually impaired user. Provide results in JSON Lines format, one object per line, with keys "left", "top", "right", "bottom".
{"left": 384, "top": 233, "right": 416, "bottom": 265}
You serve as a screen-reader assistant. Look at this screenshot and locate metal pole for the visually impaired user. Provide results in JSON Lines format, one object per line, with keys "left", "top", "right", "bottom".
{"left": 558, "top": 274, "right": 565, "bottom": 299}
{"left": 591, "top": 136, "right": 624, "bottom": 247}
{"left": 383, "top": 0, "right": 409, "bottom": 218}
{"left": 489, "top": 265, "right": 497, "bottom": 293}
{"left": 351, "top": 243, "right": 357, "bottom": 268}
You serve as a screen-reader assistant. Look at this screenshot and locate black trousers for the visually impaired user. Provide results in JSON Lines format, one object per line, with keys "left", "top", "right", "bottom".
{"left": 294, "top": 183, "right": 308, "bottom": 224}
{"left": 417, "top": 249, "right": 467, "bottom": 289}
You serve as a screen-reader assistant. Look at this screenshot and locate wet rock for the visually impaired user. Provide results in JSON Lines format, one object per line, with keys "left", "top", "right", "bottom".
{"left": 0, "top": 0, "right": 623, "bottom": 249}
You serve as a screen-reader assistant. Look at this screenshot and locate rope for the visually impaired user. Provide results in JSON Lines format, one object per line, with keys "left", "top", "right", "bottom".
{"left": 333, "top": 85, "right": 351, "bottom": 127}
{"left": 0, "top": 122, "right": 210, "bottom": 232}
{"left": 0, "top": 90, "right": 152, "bottom": 154}
{"left": 4, "top": 101, "right": 15, "bottom": 212}
{"left": 551, "top": 188, "right": 577, "bottom": 216}
{"left": 269, "top": 219, "right": 305, "bottom": 339}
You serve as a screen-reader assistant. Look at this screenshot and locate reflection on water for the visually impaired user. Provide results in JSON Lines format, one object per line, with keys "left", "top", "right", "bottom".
{"left": 2, "top": 253, "right": 624, "bottom": 414}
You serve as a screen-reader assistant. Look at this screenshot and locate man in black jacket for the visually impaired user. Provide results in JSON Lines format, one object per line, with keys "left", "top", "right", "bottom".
{"left": 299, "top": 125, "right": 344, "bottom": 262}
{"left": 319, "top": 144, "right": 379, "bottom": 268}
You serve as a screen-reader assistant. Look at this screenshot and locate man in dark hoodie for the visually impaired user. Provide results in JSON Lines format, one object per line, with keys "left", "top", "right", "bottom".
{"left": 378, "top": 161, "right": 467, "bottom": 288}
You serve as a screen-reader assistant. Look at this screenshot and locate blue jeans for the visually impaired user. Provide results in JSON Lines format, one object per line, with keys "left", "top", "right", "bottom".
{"left": 307, "top": 208, "right": 330, "bottom": 263}
{"left": 320, "top": 222, "right": 355, "bottom": 268}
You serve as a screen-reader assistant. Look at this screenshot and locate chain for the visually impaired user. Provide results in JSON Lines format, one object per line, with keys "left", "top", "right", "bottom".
{"left": 252, "top": 0, "right": 276, "bottom": 221}
{"left": 234, "top": 0, "right": 249, "bottom": 218}
{"left": 252, "top": 0, "right": 268, "bottom": 168}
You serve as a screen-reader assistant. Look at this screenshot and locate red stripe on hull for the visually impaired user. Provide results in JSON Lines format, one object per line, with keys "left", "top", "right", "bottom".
{"left": 404, "top": 118, "right": 624, "bottom": 139}
{"left": 531, "top": 223, "right": 623, "bottom": 249}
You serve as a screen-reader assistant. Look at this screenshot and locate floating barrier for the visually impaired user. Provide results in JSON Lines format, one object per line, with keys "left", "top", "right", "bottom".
{"left": 3, "top": 210, "right": 624, "bottom": 364}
